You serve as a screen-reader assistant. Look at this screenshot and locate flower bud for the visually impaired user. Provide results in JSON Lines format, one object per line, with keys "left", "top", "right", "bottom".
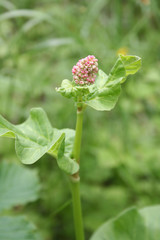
{"left": 72, "top": 55, "right": 98, "bottom": 85}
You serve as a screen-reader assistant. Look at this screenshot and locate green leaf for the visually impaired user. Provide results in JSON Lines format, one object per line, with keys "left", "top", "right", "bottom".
{"left": 90, "top": 205, "right": 160, "bottom": 240}
{"left": 59, "top": 128, "right": 75, "bottom": 156}
{"left": 57, "top": 155, "right": 79, "bottom": 175}
{"left": 48, "top": 128, "right": 79, "bottom": 174}
{"left": 56, "top": 79, "right": 76, "bottom": 99}
{"left": 0, "top": 216, "right": 41, "bottom": 240}
{"left": 120, "top": 54, "right": 142, "bottom": 77}
{"left": 0, "top": 108, "right": 65, "bottom": 164}
{"left": 86, "top": 85, "right": 121, "bottom": 111}
{"left": 56, "top": 79, "right": 91, "bottom": 101}
{"left": 57, "top": 128, "right": 79, "bottom": 174}
{"left": 86, "top": 55, "right": 141, "bottom": 111}
{"left": 95, "top": 69, "right": 109, "bottom": 89}
{"left": 107, "top": 55, "right": 141, "bottom": 86}
{"left": 106, "top": 58, "right": 126, "bottom": 86}
{"left": 48, "top": 129, "right": 65, "bottom": 159}
{"left": 0, "top": 161, "right": 40, "bottom": 212}
{"left": 0, "top": 109, "right": 78, "bottom": 174}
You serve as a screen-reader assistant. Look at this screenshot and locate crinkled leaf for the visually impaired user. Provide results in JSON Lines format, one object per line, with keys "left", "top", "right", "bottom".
{"left": 86, "top": 85, "right": 121, "bottom": 111}
{"left": 0, "top": 108, "right": 65, "bottom": 164}
{"left": 90, "top": 205, "right": 160, "bottom": 240}
{"left": 56, "top": 79, "right": 76, "bottom": 98}
{"left": 0, "top": 161, "right": 40, "bottom": 212}
{"left": 56, "top": 79, "right": 90, "bottom": 100}
{"left": 0, "top": 216, "right": 41, "bottom": 240}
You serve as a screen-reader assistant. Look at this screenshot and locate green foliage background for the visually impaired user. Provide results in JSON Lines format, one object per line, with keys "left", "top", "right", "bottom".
{"left": 0, "top": 0, "right": 160, "bottom": 239}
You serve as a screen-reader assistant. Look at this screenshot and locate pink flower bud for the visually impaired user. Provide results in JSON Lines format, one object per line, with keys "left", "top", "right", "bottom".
{"left": 72, "top": 55, "right": 98, "bottom": 85}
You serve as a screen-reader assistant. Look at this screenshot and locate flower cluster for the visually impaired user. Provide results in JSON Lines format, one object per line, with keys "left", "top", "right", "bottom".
{"left": 72, "top": 55, "right": 98, "bottom": 85}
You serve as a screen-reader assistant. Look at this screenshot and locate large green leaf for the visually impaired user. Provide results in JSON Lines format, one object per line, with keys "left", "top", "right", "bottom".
{"left": 0, "top": 108, "right": 78, "bottom": 174}
{"left": 90, "top": 205, "right": 160, "bottom": 240}
{"left": 0, "top": 161, "right": 40, "bottom": 212}
{"left": 0, "top": 216, "right": 41, "bottom": 240}
{"left": 0, "top": 108, "right": 64, "bottom": 164}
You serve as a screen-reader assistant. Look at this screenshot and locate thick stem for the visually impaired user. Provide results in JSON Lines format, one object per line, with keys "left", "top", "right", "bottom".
{"left": 71, "top": 180, "right": 85, "bottom": 240}
{"left": 71, "top": 105, "right": 85, "bottom": 240}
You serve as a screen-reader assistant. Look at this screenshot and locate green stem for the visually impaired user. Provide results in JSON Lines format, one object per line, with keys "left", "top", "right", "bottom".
{"left": 72, "top": 106, "right": 84, "bottom": 162}
{"left": 70, "top": 105, "right": 85, "bottom": 240}
{"left": 71, "top": 181, "right": 84, "bottom": 240}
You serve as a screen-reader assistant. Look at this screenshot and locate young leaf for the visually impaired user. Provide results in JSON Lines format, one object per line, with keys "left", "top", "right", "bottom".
{"left": 86, "top": 55, "right": 141, "bottom": 111}
{"left": 106, "top": 58, "right": 126, "bottom": 86}
{"left": 56, "top": 79, "right": 76, "bottom": 99}
{"left": 120, "top": 54, "right": 142, "bottom": 77}
{"left": 90, "top": 206, "right": 160, "bottom": 240}
{"left": 0, "top": 162, "right": 40, "bottom": 212}
{"left": 0, "top": 216, "right": 41, "bottom": 240}
{"left": 106, "top": 55, "right": 141, "bottom": 86}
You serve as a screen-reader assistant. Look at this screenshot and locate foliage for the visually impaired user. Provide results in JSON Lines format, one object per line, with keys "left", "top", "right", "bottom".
{"left": 91, "top": 206, "right": 160, "bottom": 240}
{"left": 0, "top": 161, "right": 40, "bottom": 211}
{"left": 0, "top": 161, "right": 41, "bottom": 240}
{"left": 0, "top": 216, "right": 40, "bottom": 240}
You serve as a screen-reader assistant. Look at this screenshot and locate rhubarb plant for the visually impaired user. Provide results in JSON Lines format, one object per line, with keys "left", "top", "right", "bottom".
{"left": 4, "top": 54, "right": 160, "bottom": 240}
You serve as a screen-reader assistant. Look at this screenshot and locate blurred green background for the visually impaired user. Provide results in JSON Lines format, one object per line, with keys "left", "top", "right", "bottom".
{"left": 0, "top": 0, "right": 160, "bottom": 239}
